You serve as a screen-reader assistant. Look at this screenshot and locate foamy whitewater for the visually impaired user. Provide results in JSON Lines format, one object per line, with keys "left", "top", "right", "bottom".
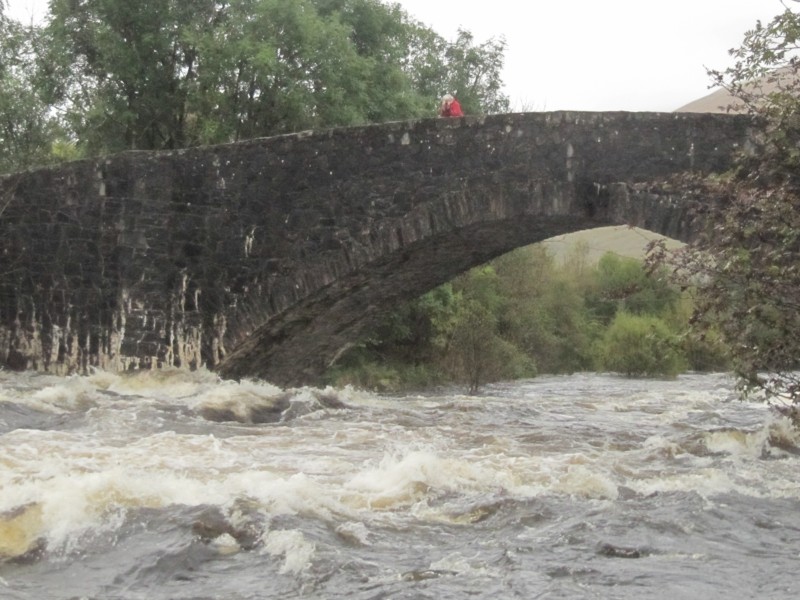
{"left": 0, "top": 370, "right": 798, "bottom": 599}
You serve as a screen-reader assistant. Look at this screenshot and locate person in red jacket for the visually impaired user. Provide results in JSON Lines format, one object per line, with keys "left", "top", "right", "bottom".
{"left": 439, "top": 94, "right": 464, "bottom": 117}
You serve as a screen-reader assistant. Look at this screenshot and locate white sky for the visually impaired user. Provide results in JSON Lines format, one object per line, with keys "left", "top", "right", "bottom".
{"left": 395, "top": 0, "right": 785, "bottom": 111}
{"left": 5, "top": 0, "right": 789, "bottom": 111}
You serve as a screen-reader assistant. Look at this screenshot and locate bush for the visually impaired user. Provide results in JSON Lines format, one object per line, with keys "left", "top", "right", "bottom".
{"left": 597, "top": 312, "right": 687, "bottom": 377}
{"left": 440, "top": 299, "right": 536, "bottom": 394}
{"left": 682, "top": 328, "right": 731, "bottom": 372}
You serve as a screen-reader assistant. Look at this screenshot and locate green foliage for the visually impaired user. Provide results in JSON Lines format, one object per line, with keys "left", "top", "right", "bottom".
{"left": 681, "top": 326, "right": 731, "bottom": 373}
{"left": 436, "top": 29, "right": 509, "bottom": 115}
{"left": 597, "top": 312, "right": 687, "bottom": 378}
{"left": 587, "top": 253, "right": 680, "bottom": 324}
{"left": 442, "top": 266, "right": 536, "bottom": 393}
{"left": 439, "top": 298, "right": 535, "bottom": 395}
{"left": 662, "top": 291, "right": 729, "bottom": 372}
{"left": 368, "top": 283, "right": 462, "bottom": 365}
{"left": 330, "top": 242, "right": 706, "bottom": 393}
{"left": 325, "top": 282, "right": 462, "bottom": 391}
{"left": 492, "top": 246, "right": 596, "bottom": 374}
{"left": 708, "top": 2, "right": 800, "bottom": 185}
{"left": 656, "top": 1, "right": 800, "bottom": 411}
{"left": 0, "top": 18, "right": 64, "bottom": 173}
{"left": 24, "top": 0, "right": 508, "bottom": 157}
{"left": 673, "top": 181, "right": 800, "bottom": 399}
{"left": 2, "top": 0, "right": 509, "bottom": 166}
{"left": 325, "top": 357, "right": 442, "bottom": 392}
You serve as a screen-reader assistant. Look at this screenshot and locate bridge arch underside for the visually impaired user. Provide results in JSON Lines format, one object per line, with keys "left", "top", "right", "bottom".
{"left": 216, "top": 181, "right": 691, "bottom": 386}
{"left": 0, "top": 111, "right": 752, "bottom": 384}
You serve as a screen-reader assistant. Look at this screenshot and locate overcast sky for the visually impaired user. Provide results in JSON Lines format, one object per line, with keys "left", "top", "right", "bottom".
{"left": 6, "top": 0, "right": 789, "bottom": 111}
{"left": 395, "top": 0, "right": 788, "bottom": 111}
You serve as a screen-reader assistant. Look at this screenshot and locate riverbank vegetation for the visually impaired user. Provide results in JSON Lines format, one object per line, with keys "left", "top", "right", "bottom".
{"left": 326, "top": 243, "right": 730, "bottom": 392}
{"left": 648, "top": 2, "right": 800, "bottom": 419}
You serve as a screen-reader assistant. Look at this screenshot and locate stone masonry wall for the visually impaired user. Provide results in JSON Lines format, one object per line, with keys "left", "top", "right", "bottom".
{"left": 0, "top": 111, "right": 755, "bottom": 383}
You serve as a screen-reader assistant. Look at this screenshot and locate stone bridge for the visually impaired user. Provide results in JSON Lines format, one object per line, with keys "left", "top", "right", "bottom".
{"left": 0, "top": 111, "right": 755, "bottom": 386}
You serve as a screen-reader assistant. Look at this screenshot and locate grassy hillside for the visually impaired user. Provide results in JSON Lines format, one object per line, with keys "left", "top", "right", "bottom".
{"left": 540, "top": 225, "right": 684, "bottom": 264}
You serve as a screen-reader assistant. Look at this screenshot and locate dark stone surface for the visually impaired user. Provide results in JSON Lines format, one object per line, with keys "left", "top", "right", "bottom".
{"left": 0, "top": 111, "right": 756, "bottom": 385}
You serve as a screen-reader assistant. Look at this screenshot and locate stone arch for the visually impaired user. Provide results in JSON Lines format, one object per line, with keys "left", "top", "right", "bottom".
{"left": 0, "top": 112, "right": 754, "bottom": 384}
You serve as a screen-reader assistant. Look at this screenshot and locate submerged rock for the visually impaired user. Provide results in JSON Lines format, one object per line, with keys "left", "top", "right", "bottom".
{"left": 0, "top": 503, "right": 47, "bottom": 563}
{"left": 198, "top": 392, "right": 291, "bottom": 424}
{"left": 191, "top": 505, "right": 263, "bottom": 551}
{"left": 597, "top": 542, "right": 648, "bottom": 559}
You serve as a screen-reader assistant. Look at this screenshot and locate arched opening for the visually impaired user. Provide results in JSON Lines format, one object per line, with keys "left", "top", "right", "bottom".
{"left": 322, "top": 226, "right": 721, "bottom": 393}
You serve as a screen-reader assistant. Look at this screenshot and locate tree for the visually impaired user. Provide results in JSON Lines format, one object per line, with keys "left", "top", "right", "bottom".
{"left": 41, "top": 0, "right": 232, "bottom": 153}
{"left": 438, "top": 29, "right": 509, "bottom": 115}
{"left": 586, "top": 253, "right": 680, "bottom": 325}
{"left": 492, "top": 245, "right": 595, "bottom": 374}
{"left": 653, "top": 1, "right": 800, "bottom": 417}
{"left": 442, "top": 266, "right": 535, "bottom": 394}
{"left": 0, "top": 14, "right": 61, "bottom": 173}
{"left": 444, "top": 299, "right": 535, "bottom": 394}
{"left": 36, "top": 0, "right": 510, "bottom": 156}
{"left": 401, "top": 25, "right": 508, "bottom": 116}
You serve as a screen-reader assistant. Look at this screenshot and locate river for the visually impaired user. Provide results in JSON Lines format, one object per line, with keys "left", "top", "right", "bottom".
{"left": 0, "top": 369, "right": 798, "bottom": 599}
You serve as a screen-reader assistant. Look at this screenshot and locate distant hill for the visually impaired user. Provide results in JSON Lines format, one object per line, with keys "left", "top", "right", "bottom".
{"left": 674, "top": 86, "right": 745, "bottom": 114}
{"left": 540, "top": 225, "right": 683, "bottom": 265}
{"left": 675, "top": 67, "right": 795, "bottom": 113}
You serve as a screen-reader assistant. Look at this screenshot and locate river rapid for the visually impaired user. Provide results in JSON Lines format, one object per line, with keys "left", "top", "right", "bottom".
{"left": 0, "top": 369, "right": 798, "bottom": 599}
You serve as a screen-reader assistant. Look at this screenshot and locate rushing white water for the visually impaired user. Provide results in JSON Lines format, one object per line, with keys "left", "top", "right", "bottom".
{"left": 0, "top": 369, "right": 798, "bottom": 599}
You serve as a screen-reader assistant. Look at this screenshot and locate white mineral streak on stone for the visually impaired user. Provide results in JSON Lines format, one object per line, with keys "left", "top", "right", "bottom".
{"left": 109, "top": 303, "right": 126, "bottom": 371}
{"left": 179, "top": 274, "right": 188, "bottom": 312}
{"left": 95, "top": 168, "right": 105, "bottom": 196}
{"left": 244, "top": 227, "right": 255, "bottom": 257}
{"left": 211, "top": 314, "right": 227, "bottom": 365}
{"left": 212, "top": 155, "right": 225, "bottom": 189}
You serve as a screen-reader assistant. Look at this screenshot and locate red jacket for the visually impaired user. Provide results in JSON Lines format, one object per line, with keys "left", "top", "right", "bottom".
{"left": 440, "top": 98, "right": 464, "bottom": 117}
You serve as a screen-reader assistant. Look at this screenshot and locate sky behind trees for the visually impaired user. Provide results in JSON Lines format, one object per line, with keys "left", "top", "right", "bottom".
{"left": 5, "top": 0, "right": 788, "bottom": 111}
{"left": 395, "top": 0, "right": 783, "bottom": 111}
